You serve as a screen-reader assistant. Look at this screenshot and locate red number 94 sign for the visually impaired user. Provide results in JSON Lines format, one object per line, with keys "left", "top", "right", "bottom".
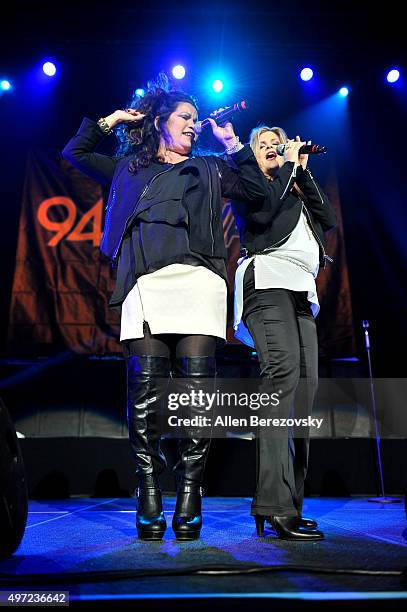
{"left": 37, "top": 197, "right": 103, "bottom": 247}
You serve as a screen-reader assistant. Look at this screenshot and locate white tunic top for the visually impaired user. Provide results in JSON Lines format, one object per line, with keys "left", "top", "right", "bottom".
{"left": 120, "top": 264, "right": 227, "bottom": 341}
{"left": 234, "top": 209, "right": 320, "bottom": 348}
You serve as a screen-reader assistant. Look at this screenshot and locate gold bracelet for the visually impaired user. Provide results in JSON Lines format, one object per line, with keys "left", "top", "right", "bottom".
{"left": 97, "top": 117, "right": 113, "bottom": 134}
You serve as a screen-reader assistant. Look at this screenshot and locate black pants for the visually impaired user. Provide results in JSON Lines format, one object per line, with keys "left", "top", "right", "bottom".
{"left": 243, "top": 262, "right": 318, "bottom": 517}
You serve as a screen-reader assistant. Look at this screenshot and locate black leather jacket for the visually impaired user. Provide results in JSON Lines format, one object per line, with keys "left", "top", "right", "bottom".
{"left": 62, "top": 118, "right": 267, "bottom": 304}
{"left": 232, "top": 162, "right": 336, "bottom": 268}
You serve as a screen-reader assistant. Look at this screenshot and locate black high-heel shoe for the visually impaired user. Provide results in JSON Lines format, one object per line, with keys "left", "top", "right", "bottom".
{"left": 254, "top": 514, "right": 324, "bottom": 540}
{"left": 136, "top": 487, "right": 167, "bottom": 541}
{"left": 266, "top": 516, "right": 318, "bottom": 529}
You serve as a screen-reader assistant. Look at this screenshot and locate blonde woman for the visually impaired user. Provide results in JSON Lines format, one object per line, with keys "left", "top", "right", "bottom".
{"left": 232, "top": 126, "right": 336, "bottom": 540}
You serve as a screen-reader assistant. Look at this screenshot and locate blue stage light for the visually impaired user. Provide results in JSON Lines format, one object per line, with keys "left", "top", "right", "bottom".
{"left": 300, "top": 67, "right": 314, "bottom": 82}
{"left": 386, "top": 68, "right": 400, "bottom": 83}
{"left": 1, "top": 79, "right": 11, "bottom": 91}
{"left": 43, "top": 62, "right": 57, "bottom": 77}
{"left": 135, "top": 88, "right": 145, "bottom": 97}
{"left": 212, "top": 79, "right": 224, "bottom": 93}
{"left": 339, "top": 87, "right": 349, "bottom": 97}
{"left": 172, "top": 65, "right": 186, "bottom": 80}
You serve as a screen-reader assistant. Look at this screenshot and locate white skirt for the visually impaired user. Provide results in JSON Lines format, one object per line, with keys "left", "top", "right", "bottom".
{"left": 120, "top": 264, "right": 227, "bottom": 341}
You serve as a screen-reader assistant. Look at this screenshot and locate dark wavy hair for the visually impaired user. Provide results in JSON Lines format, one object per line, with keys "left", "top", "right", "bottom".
{"left": 115, "top": 73, "right": 198, "bottom": 173}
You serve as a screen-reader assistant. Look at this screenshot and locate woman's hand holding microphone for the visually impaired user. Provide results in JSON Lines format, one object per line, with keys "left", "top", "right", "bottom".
{"left": 206, "top": 118, "right": 243, "bottom": 154}
{"left": 283, "top": 135, "right": 311, "bottom": 170}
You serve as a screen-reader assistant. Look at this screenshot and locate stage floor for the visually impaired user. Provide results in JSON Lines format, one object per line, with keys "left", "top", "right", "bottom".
{"left": 1, "top": 497, "right": 406, "bottom": 608}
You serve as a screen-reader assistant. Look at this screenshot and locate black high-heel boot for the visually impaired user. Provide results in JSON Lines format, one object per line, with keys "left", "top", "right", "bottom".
{"left": 172, "top": 356, "right": 216, "bottom": 541}
{"left": 126, "top": 355, "right": 171, "bottom": 540}
{"left": 172, "top": 485, "right": 203, "bottom": 541}
{"left": 136, "top": 481, "right": 167, "bottom": 541}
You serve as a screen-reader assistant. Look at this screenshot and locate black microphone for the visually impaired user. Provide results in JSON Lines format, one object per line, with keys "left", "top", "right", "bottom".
{"left": 276, "top": 143, "right": 327, "bottom": 156}
{"left": 194, "top": 100, "right": 248, "bottom": 134}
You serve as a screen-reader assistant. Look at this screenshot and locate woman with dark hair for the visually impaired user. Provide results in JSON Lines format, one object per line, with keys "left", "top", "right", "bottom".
{"left": 62, "top": 76, "right": 265, "bottom": 541}
{"left": 232, "top": 126, "right": 336, "bottom": 541}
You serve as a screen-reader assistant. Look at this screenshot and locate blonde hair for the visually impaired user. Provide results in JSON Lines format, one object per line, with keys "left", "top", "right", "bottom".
{"left": 249, "top": 125, "right": 288, "bottom": 160}
{"left": 248, "top": 125, "right": 288, "bottom": 179}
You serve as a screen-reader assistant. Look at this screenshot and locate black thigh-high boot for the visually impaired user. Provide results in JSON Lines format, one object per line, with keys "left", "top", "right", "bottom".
{"left": 172, "top": 356, "right": 216, "bottom": 540}
{"left": 126, "top": 355, "right": 171, "bottom": 540}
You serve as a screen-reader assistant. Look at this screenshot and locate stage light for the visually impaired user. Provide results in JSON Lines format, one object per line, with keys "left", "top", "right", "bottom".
{"left": 172, "top": 65, "right": 186, "bottom": 80}
{"left": 212, "top": 79, "right": 224, "bottom": 93}
{"left": 339, "top": 87, "right": 349, "bottom": 97}
{"left": 42, "top": 62, "right": 57, "bottom": 77}
{"left": 300, "top": 67, "right": 314, "bottom": 82}
{"left": 135, "top": 88, "right": 145, "bottom": 97}
{"left": 1, "top": 80, "right": 11, "bottom": 91}
{"left": 386, "top": 69, "right": 400, "bottom": 83}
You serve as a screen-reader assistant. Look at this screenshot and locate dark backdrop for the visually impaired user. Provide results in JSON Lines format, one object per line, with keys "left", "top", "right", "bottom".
{"left": 1, "top": 0, "right": 406, "bottom": 375}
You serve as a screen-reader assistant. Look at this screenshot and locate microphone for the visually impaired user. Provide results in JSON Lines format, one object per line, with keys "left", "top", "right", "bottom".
{"left": 194, "top": 100, "right": 248, "bottom": 134}
{"left": 276, "top": 143, "right": 327, "bottom": 156}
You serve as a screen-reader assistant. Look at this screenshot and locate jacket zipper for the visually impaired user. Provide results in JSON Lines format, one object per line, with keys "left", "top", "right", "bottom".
{"left": 257, "top": 228, "right": 294, "bottom": 253}
{"left": 302, "top": 203, "right": 333, "bottom": 267}
{"left": 280, "top": 164, "right": 297, "bottom": 200}
{"left": 202, "top": 157, "right": 215, "bottom": 254}
{"left": 245, "top": 201, "right": 333, "bottom": 267}
{"left": 302, "top": 171, "right": 333, "bottom": 265}
{"left": 305, "top": 168, "right": 325, "bottom": 205}
{"left": 112, "top": 166, "right": 174, "bottom": 261}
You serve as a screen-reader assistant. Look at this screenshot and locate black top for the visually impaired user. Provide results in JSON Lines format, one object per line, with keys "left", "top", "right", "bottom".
{"left": 62, "top": 118, "right": 268, "bottom": 306}
{"left": 111, "top": 159, "right": 227, "bottom": 307}
{"left": 231, "top": 162, "right": 337, "bottom": 268}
